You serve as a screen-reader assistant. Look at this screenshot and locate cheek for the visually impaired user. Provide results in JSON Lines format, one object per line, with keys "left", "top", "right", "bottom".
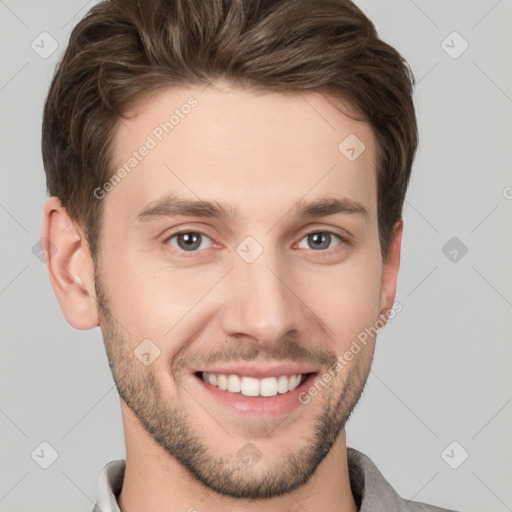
{"left": 297, "top": 257, "right": 382, "bottom": 345}
{"left": 99, "top": 246, "right": 225, "bottom": 341}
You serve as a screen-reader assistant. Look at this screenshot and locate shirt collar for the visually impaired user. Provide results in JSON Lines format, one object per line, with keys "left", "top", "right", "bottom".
{"left": 347, "top": 447, "right": 405, "bottom": 510}
{"left": 92, "top": 458, "right": 124, "bottom": 512}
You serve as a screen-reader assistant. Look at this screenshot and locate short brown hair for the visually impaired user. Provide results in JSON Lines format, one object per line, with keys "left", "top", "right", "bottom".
{"left": 42, "top": 0, "right": 418, "bottom": 262}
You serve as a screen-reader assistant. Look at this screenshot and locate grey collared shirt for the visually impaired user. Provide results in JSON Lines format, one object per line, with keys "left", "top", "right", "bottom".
{"left": 92, "top": 447, "right": 458, "bottom": 512}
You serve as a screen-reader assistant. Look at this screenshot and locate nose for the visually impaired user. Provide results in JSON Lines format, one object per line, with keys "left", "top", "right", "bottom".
{"left": 219, "top": 243, "right": 307, "bottom": 352}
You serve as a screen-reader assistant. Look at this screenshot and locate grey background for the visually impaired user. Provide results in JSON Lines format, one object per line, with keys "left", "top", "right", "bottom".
{"left": 1, "top": 1, "right": 511, "bottom": 511}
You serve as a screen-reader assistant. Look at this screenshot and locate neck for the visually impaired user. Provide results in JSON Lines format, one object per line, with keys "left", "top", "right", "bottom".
{"left": 118, "top": 406, "right": 358, "bottom": 512}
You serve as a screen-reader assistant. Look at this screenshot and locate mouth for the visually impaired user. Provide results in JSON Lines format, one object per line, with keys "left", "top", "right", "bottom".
{"left": 194, "top": 371, "right": 313, "bottom": 396}
{"left": 191, "top": 370, "right": 319, "bottom": 417}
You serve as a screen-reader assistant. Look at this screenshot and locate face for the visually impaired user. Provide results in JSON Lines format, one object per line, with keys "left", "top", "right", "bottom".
{"left": 93, "top": 82, "right": 396, "bottom": 498}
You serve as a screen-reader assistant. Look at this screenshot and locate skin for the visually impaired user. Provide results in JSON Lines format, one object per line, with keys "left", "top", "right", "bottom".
{"left": 42, "top": 81, "right": 402, "bottom": 512}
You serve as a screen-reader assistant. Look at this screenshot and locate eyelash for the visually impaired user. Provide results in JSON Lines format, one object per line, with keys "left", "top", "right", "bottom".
{"left": 162, "top": 229, "right": 348, "bottom": 259}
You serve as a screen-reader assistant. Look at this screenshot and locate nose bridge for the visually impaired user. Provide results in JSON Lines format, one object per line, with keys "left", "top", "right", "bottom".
{"left": 221, "top": 239, "right": 300, "bottom": 348}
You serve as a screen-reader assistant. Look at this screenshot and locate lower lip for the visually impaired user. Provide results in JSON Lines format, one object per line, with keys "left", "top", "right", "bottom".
{"left": 189, "top": 373, "right": 319, "bottom": 417}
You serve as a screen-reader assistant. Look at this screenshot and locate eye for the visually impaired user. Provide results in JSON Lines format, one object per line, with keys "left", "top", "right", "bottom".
{"left": 297, "top": 230, "right": 343, "bottom": 251}
{"left": 164, "top": 231, "right": 213, "bottom": 252}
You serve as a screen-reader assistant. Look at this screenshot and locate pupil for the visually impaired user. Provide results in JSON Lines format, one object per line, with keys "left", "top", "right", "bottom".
{"left": 179, "top": 232, "right": 200, "bottom": 251}
{"left": 309, "top": 232, "right": 329, "bottom": 250}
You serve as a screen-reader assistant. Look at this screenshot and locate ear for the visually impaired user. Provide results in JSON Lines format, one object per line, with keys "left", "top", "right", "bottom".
{"left": 40, "top": 196, "right": 99, "bottom": 330}
{"left": 378, "top": 220, "right": 403, "bottom": 325}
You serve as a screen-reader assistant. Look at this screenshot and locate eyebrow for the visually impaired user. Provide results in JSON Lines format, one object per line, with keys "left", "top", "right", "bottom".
{"left": 134, "top": 193, "right": 368, "bottom": 224}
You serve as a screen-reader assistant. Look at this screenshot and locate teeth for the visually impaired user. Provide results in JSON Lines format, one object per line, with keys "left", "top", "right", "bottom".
{"left": 290, "top": 374, "right": 301, "bottom": 389}
{"left": 277, "top": 375, "right": 289, "bottom": 394}
{"left": 201, "top": 372, "right": 305, "bottom": 396}
{"left": 217, "top": 374, "right": 228, "bottom": 391}
{"left": 241, "top": 376, "right": 259, "bottom": 396}
{"left": 260, "top": 377, "right": 278, "bottom": 397}
{"left": 227, "top": 374, "right": 241, "bottom": 393}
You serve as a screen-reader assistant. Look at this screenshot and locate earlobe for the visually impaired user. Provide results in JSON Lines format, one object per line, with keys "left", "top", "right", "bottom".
{"left": 378, "top": 220, "right": 403, "bottom": 324}
{"left": 40, "top": 197, "right": 99, "bottom": 330}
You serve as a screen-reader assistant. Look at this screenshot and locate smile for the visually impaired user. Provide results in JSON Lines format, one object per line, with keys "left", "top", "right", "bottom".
{"left": 199, "top": 371, "right": 310, "bottom": 397}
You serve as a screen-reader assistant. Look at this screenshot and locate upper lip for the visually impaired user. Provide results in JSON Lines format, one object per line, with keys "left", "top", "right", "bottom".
{"left": 193, "top": 363, "right": 319, "bottom": 379}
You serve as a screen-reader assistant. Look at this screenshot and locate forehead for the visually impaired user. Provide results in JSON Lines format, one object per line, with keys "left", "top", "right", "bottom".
{"left": 106, "top": 83, "right": 377, "bottom": 225}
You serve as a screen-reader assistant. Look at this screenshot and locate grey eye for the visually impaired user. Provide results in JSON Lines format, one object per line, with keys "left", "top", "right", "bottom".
{"left": 298, "top": 231, "right": 342, "bottom": 251}
{"left": 166, "top": 232, "right": 213, "bottom": 252}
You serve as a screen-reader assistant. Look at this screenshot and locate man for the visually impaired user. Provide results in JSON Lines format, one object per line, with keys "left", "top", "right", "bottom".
{"left": 40, "top": 0, "right": 458, "bottom": 510}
